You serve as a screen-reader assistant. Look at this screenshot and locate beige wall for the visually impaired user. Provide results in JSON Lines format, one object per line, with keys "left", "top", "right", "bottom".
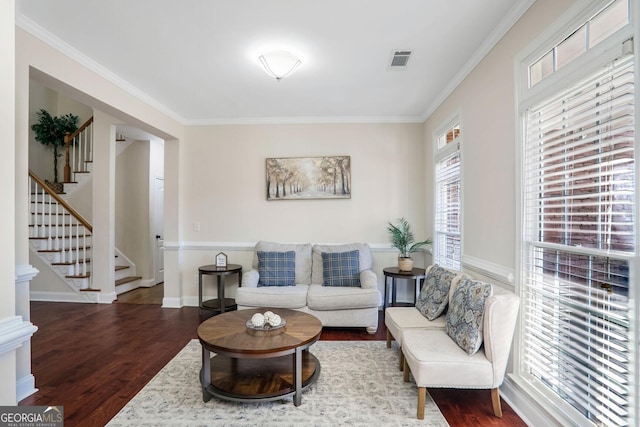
{"left": 423, "top": 0, "right": 576, "bottom": 280}
{"left": 177, "top": 123, "right": 428, "bottom": 302}
{"left": 182, "top": 123, "right": 426, "bottom": 242}
{"left": 116, "top": 141, "right": 151, "bottom": 279}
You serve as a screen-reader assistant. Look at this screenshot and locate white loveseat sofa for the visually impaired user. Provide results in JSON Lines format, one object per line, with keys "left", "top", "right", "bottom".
{"left": 235, "top": 241, "right": 382, "bottom": 333}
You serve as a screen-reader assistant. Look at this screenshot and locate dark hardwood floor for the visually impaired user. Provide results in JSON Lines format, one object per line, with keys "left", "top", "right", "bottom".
{"left": 20, "top": 300, "right": 526, "bottom": 427}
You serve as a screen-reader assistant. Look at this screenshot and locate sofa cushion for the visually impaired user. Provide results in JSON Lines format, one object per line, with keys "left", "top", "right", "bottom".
{"left": 402, "top": 329, "right": 493, "bottom": 387}
{"left": 257, "top": 251, "right": 295, "bottom": 286}
{"left": 445, "top": 278, "right": 493, "bottom": 355}
{"left": 307, "top": 284, "right": 380, "bottom": 310}
{"left": 312, "top": 243, "right": 372, "bottom": 284}
{"left": 415, "top": 264, "right": 458, "bottom": 320}
{"left": 235, "top": 284, "right": 309, "bottom": 309}
{"left": 385, "top": 307, "right": 446, "bottom": 346}
{"left": 252, "top": 241, "right": 312, "bottom": 285}
{"left": 321, "top": 250, "right": 360, "bottom": 286}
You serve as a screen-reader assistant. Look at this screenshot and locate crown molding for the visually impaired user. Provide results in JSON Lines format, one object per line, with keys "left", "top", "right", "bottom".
{"left": 16, "top": 15, "right": 187, "bottom": 125}
{"left": 183, "top": 115, "right": 425, "bottom": 126}
{"left": 421, "top": 0, "right": 537, "bottom": 121}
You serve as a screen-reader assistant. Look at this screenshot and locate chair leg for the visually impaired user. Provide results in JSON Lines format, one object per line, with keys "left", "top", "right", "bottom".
{"left": 386, "top": 330, "right": 392, "bottom": 348}
{"left": 491, "top": 387, "right": 503, "bottom": 418}
{"left": 399, "top": 347, "right": 404, "bottom": 371}
{"left": 403, "top": 356, "right": 410, "bottom": 382}
{"left": 417, "top": 387, "right": 426, "bottom": 420}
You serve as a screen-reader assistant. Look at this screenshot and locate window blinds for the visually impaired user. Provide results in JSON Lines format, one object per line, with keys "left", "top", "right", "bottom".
{"left": 435, "top": 150, "right": 461, "bottom": 270}
{"left": 522, "top": 54, "right": 635, "bottom": 426}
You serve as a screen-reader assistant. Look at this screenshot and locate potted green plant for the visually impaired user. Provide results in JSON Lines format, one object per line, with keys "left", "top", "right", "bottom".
{"left": 387, "top": 217, "right": 432, "bottom": 271}
{"left": 31, "top": 109, "right": 79, "bottom": 192}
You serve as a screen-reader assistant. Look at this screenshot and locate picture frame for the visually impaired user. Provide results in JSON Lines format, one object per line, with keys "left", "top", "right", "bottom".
{"left": 266, "top": 156, "right": 351, "bottom": 200}
{"left": 215, "top": 252, "right": 228, "bottom": 268}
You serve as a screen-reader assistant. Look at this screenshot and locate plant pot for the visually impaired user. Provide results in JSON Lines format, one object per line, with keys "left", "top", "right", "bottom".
{"left": 45, "top": 180, "right": 64, "bottom": 194}
{"left": 398, "top": 257, "right": 413, "bottom": 272}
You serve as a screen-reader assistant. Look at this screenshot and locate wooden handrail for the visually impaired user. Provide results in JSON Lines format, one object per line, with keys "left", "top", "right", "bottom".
{"left": 64, "top": 116, "right": 93, "bottom": 182}
{"left": 29, "top": 169, "right": 93, "bottom": 233}
{"left": 68, "top": 116, "right": 94, "bottom": 140}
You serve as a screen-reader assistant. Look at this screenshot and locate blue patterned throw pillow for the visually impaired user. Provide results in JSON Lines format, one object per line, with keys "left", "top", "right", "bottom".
{"left": 445, "top": 278, "right": 493, "bottom": 355}
{"left": 321, "top": 250, "right": 360, "bottom": 287}
{"left": 415, "top": 265, "right": 458, "bottom": 320}
{"left": 257, "top": 251, "right": 296, "bottom": 287}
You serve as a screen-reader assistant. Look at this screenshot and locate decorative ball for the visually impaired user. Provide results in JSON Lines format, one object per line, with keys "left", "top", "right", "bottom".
{"left": 268, "top": 314, "right": 282, "bottom": 327}
{"left": 251, "top": 313, "right": 265, "bottom": 327}
{"left": 263, "top": 311, "right": 274, "bottom": 322}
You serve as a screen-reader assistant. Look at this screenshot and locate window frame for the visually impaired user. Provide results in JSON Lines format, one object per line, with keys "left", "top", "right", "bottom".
{"left": 433, "top": 112, "right": 463, "bottom": 270}
{"left": 514, "top": 0, "right": 637, "bottom": 425}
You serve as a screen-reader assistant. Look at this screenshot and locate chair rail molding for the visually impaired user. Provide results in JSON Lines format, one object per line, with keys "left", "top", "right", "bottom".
{"left": 461, "top": 255, "right": 514, "bottom": 287}
{"left": 164, "top": 241, "right": 402, "bottom": 253}
{"left": 15, "top": 264, "right": 39, "bottom": 284}
{"left": 0, "top": 316, "right": 38, "bottom": 356}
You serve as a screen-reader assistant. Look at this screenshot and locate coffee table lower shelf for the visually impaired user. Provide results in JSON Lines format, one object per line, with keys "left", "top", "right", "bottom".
{"left": 201, "top": 351, "right": 320, "bottom": 403}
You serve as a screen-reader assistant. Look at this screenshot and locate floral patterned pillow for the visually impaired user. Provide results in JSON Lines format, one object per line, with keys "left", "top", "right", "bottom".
{"left": 415, "top": 265, "right": 458, "bottom": 320}
{"left": 445, "top": 278, "right": 493, "bottom": 355}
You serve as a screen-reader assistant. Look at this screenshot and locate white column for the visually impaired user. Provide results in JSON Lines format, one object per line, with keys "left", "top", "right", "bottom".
{"left": 162, "top": 139, "right": 183, "bottom": 308}
{"left": 91, "top": 110, "right": 118, "bottom": 302}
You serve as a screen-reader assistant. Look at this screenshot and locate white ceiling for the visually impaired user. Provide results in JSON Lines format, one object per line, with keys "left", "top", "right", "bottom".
{"left": 17, "top": 0, "right": 533, "bottom": 125}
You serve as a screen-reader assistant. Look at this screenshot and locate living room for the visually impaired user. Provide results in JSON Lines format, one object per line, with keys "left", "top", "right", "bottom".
{"left": 3, "top": 0, "right": 638, "bottom": 426}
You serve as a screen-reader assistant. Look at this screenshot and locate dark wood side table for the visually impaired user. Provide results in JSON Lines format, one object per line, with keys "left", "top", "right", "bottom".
{"left": 198, "top": 264, "right": 242, "bottom": 316}
{"left": 382, "top": 267, "right": 427, "bottom": 309}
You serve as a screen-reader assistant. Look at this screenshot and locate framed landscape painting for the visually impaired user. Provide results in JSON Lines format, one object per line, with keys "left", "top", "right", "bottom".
{"left": 266, "top": 156, "right": 351, "bottom": 200}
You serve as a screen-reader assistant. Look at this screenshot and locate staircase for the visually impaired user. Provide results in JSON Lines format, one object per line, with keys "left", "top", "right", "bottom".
{"left": 29, "top": 116, "right": 142, "bottom": 301}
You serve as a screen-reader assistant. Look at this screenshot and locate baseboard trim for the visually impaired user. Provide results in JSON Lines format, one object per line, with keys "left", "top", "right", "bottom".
{"left": 501, "top": 376, "right": 564, "bottom": 426}
{"left": 30, "top": 291, "right": 91, "bottom": 303}
{"left": 16, "top": 374, "right": 37, "bottom": 401}
{"left": 162, "top": 296, "right": 183, "bottom": 308}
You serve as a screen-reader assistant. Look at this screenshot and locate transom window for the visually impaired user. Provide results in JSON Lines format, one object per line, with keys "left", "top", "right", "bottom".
{"left": 529, "top": 0, "right": 629, "bottom": 87}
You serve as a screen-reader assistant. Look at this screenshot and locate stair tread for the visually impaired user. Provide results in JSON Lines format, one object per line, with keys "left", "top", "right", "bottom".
{"left": 116, "top": 276, "right": 142, "bottom": 286}
{"left": 52, "top": 259, "right": 91, "bottom": 265}
{"left": 38, "top": 246, "right": 91, "bottom": 253}
{"left": 115, "top": 265, "right": 129, "bottom": 271}
{"left": 66, "top": 273, "right": 90, "bottom": 279}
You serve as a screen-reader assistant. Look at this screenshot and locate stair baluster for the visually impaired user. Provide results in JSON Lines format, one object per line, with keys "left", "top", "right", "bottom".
{"left": 75, "top": 222, "right": 80, "bottom": 281}
{"left": 39, "top": 187, "right": 45, "bottom": 237}
{"left": 47, "top": 193, "right": 52, "bottom": 250}
{"left": 60, "top": 202, "right": 66, "bottom": 263}
{"left": 54, "top": 201, "right": 59, "bottom": 250}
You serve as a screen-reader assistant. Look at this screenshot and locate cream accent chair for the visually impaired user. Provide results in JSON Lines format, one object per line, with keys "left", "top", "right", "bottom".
{"left": 401, "top": 289, "right": 520, "bottom": 419}
{"left": 385, "top": 266, "right": 466, "bottom": 369}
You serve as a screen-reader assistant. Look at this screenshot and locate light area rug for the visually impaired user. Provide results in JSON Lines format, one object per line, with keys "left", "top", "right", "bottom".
{"left": 107, "top": 340, "right": 449, "bottom": 426}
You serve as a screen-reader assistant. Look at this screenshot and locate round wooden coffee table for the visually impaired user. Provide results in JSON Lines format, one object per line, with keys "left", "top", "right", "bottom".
{"left": 197, "top": 308, "right": 323, "bottom": 406}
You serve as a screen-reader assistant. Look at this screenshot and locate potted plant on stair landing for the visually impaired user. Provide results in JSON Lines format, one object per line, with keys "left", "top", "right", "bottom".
{"left": 387, "top": 217, "right": 432, "bottom": 272}
{"left": 31, "top": 109, "right": 79, "bottom": 193}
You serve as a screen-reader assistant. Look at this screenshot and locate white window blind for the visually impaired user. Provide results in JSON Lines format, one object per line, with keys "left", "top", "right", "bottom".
{"left": 435, "top": 149, "right": 461, "bottom": 270}
{"left": 522, "top": 53, "right": 635, "bottom": 426}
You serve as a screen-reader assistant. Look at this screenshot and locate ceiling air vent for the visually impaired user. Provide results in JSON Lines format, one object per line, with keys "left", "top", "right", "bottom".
{"left": 390, "top": 50, "right": 412, "bottom": 68}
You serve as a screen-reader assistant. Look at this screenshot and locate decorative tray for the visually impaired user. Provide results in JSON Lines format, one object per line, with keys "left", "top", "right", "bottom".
{"left": 245, "top": 318, "right": 286, "bottom": 331}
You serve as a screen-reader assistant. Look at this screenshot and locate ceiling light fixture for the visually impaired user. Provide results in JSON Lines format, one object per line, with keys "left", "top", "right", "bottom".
{"left": 258, "top": 50, "right": 302, "bottom": 82}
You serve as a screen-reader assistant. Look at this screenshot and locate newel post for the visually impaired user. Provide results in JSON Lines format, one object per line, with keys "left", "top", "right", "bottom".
{"left": 63, "top": 132, "right": 71, "bottom": 182}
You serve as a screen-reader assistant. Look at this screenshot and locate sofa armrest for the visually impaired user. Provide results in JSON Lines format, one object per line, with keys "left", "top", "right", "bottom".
{"left": 241, "top": 269, "right": 260, "bottom": 288}
{"left": 360, "top": 269, "right": 377, "bottom": 289}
